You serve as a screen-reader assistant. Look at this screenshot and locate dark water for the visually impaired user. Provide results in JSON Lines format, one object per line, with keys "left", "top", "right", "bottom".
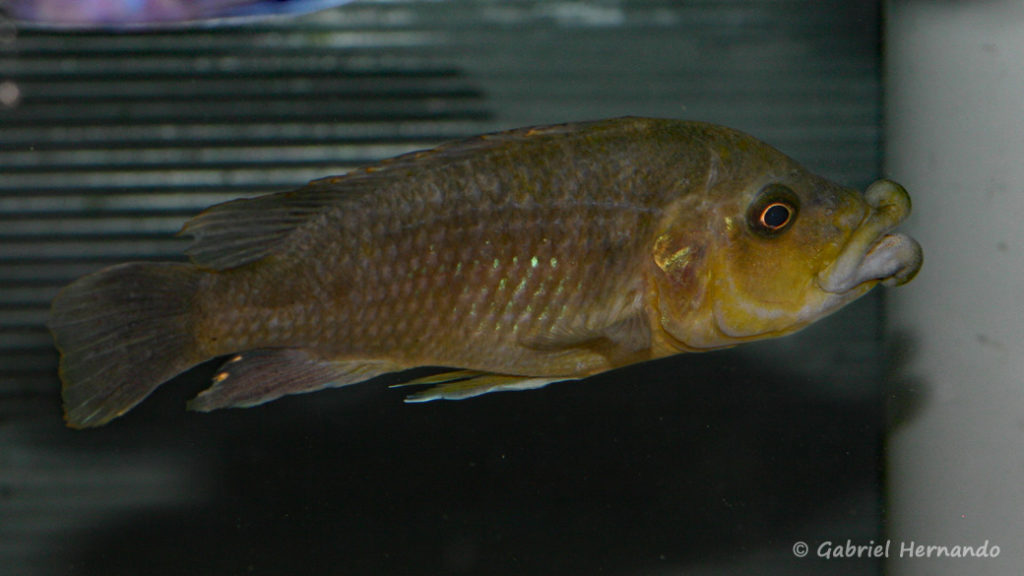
{"left": 0, "top": 1, "right": 885, "bottom": 574}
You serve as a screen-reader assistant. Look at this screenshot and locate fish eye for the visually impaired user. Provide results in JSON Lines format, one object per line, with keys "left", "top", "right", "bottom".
{"left": 747, "top": 184, "right": 799, "bottom": 237}
{"left": 760, "top": 203, "right": 792, "bottom": 229}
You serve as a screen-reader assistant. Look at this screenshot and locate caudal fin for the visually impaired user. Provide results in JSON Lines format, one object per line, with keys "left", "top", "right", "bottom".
{"left": 48, "top": 262, "right": 205, "bottom": 428}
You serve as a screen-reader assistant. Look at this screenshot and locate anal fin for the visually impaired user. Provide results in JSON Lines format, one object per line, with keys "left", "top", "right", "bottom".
{"left": 395, "top": 372, "right": 575, "bottom": 403}
{"left": 188, "top": 348, "right": 399, "bottom": 412}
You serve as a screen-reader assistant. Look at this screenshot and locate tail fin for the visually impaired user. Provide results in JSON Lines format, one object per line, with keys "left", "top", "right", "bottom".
{"left": 48, "top": 262, "right": 205, "bottom": 428}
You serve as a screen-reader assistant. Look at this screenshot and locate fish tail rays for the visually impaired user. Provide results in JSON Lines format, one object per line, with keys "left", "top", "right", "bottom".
{"left": 48, "top": 262, "right": 207, "bottom": 428}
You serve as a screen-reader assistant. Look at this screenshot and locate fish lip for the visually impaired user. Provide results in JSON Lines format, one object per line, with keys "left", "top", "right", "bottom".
{"left": 850, "top": 231, "right": 923, "bottom": 288}
{"left": 816, "top": 179, "right": 923, "bottom": 294}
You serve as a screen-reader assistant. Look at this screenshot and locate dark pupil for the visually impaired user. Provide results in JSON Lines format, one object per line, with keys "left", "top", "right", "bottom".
{"left": 762, "top": 204, "right": 790, "bottom": 228}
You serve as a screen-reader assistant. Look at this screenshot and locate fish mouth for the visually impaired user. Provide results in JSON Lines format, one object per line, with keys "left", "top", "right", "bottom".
{"left": 816, "top": 179, "right": 923, "bottom": 294}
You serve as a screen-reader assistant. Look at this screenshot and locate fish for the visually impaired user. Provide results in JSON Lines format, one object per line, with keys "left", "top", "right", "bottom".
{"left": 6, "top": 0, "right": 355, "bottom": 29}
{"left": 48, "top": 117, "right": 923, "bottom": 428}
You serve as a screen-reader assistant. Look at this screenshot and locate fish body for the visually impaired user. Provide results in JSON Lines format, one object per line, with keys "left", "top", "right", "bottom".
{"left": 7, "top": 0, "right": 355, "bottom": 29}
{"left": 49, "top": 117, "right": 923, "bottom": 428}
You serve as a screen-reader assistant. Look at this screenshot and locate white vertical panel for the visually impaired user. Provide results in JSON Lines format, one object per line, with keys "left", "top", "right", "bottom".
{"left": 886, "top": 1, "right": 1024, "bottom": 573}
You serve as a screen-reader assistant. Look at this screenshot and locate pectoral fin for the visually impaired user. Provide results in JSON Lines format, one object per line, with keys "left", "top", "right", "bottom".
{"left": 393, "top": 371, "right": 574, "bottom": 403}
{"left": 521, "top": 312, "right": 651, "bottom": 360}
{"left": 599, "top": 313, "right": 652, "bottom": 353}
{"left": 188, "top": 348, "right": 400, "bottom": 412}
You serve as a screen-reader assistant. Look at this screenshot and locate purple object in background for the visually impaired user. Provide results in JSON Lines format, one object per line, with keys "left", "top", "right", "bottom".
{"left": 5, "top": 0, "right": 356, "bottom": 28}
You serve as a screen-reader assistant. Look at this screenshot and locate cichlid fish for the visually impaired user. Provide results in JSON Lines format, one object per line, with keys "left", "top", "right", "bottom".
{"left": 6, "top": 0, "right": 355, "bottom": 29}
{"left": 48, "top": 117, "right": 923, "bottom": 428}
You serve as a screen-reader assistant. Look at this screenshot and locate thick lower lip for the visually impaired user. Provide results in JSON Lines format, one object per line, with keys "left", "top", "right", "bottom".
{"left": 816, "top": 180, "right": 923, "bottom": 294}
{"left": 857, "top": 231, "right": 923, "bottom": 287}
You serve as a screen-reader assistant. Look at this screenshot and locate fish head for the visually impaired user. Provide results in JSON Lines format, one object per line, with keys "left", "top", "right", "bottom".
{"left": 651, "top": 158, "right": 922, "bottom": 350}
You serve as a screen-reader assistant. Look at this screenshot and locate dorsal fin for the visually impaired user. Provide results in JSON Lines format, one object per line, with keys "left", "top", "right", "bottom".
{"left": 180, "top": 182, "right": 359, "bottom": 270}
{"left": 179, "top": 118, "right": 647, "bottom": 271}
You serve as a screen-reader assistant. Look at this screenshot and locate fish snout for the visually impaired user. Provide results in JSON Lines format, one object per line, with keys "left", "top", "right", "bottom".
{"left": 817, "top": 179, "right": 923, "bottom": 293}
